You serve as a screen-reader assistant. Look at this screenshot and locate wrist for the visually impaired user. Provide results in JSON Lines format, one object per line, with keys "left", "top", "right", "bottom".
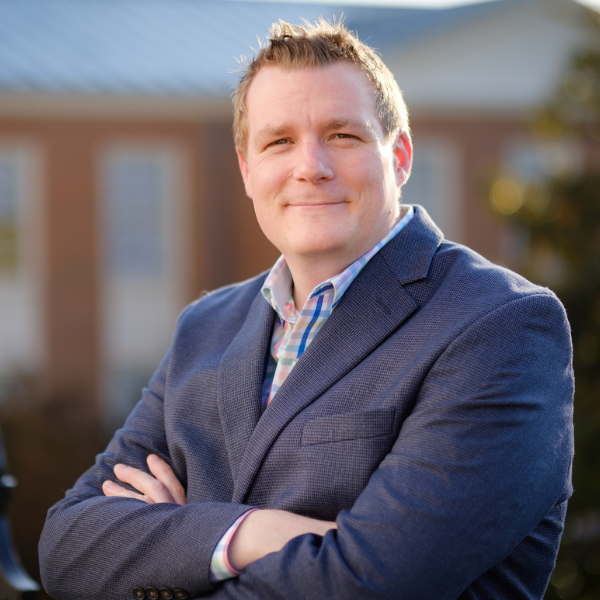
{"left": 228, "top": 509, "right": 265, "bottom": 571}
{"left": 228, "top": 509, "right": 337, "bottom": 572}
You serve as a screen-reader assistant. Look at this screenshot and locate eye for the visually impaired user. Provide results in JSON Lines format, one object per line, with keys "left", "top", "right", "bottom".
{"left": 331, "top": 133, "right": 361, "bottom": 143}
{"left": 270, "top": 139, "right": 289, "bottom": 146}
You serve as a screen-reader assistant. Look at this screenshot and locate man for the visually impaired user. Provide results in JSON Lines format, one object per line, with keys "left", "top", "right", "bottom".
{"left": 40, "top": 19, "right": 574, "bottom": 600}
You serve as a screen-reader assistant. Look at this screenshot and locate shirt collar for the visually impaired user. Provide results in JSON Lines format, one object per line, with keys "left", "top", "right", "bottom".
{"left": 262, "top": 205, "right": 414, "bottom": 322}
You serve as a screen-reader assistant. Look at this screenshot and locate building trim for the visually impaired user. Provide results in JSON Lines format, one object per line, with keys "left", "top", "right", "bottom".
{"left": 0, "top": 93, "right": 233, "bottom": 122}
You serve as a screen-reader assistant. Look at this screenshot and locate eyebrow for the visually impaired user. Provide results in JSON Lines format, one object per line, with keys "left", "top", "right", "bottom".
{"left": 255, "top": 125, "right": 290, "bottom": 145}
{"left": 323, "top": 119, "right": 378, "bottom": 136}
{"left": 254, "top": 118, "right": 378, "bottom": 147}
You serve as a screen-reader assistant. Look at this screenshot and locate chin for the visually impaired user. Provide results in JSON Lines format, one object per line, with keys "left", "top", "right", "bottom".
{"left": 293, "top": 241, "right": 349, "bottom": 261}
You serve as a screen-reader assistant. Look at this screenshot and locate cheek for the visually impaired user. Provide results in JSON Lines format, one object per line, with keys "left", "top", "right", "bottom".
{"left": 251, "top": 197, "right": 281, "bottom": 246}
{"left": 249, "top": 162, "right": 288, "bottom": 198}
{"left": 343, "top": 154, "right": 385, "bottom": 186}
{"left": 251, "top": 196, "right": 269, "bottom": 224}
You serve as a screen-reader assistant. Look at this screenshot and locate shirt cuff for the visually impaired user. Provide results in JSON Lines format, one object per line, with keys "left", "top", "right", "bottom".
{"left": 209, "top": 508, "right": 260, "bottom": 582}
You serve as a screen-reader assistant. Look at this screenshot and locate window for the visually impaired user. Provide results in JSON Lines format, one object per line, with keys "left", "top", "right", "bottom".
{"left": 99, "top": 145, "right": 187, "bottom": 425}
{"left": 104, "top": 151, "right": 168, "bottom": 279}
{"left": 0, "top": 152, "right": 22, "bottom": 274}
{"left": 0, "top": 144, "right": 44, "bottom": 382}
{"left": 401, "top": 139, "right": 462, "bottom": 242}
{"left": 503, "top": 139, "right": 581, "bottom": 184}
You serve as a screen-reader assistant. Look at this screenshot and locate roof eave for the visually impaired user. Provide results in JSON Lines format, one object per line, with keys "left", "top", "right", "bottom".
{"left": 0, "top": 92, "right": 233, "bottom": 122}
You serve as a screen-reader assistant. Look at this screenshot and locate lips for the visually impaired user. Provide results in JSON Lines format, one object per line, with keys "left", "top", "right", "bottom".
{"left": 285, "top": 195, "right": 346, "bottom": 207}
{"left": 289, "top": 201, "right": 344, "bottom": 207}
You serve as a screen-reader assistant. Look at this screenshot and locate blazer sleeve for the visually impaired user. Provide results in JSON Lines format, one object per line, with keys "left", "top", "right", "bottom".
{"left": 206, "top": 292, "right": 574, "bottom": 600}
{"left": 38, "top": 347, "right": 253, "bottom": 600}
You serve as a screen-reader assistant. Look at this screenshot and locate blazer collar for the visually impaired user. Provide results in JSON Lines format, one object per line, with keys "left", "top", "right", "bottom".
{"left": 380, "top": 204, "right": 444, "bottom": 286}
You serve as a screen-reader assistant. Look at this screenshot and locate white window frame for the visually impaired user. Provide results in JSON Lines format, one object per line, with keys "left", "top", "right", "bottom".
{"left": 0, "top": 141, "right": 45, "bottom": 380}
{"left": 97, "top": 142, "right": 190, "bottom": 424}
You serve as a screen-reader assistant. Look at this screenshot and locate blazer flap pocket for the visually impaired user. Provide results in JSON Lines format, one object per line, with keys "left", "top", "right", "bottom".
{"left": 301, "top": 407, "right": 396, "bottom": 446}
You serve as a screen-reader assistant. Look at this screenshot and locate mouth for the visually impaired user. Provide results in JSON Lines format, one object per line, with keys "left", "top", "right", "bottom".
{"left": 287, "top": 200, "right": 345, "bottom": 208}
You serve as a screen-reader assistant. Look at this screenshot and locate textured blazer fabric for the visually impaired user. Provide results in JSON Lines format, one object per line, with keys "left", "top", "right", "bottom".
{"left": 39, "top": 207, "right": 574, "bottom": 600}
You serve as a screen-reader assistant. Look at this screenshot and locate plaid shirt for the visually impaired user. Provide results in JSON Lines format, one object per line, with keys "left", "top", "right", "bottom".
{"left": 209, "top": 205, "right": 414, "bottom": 581}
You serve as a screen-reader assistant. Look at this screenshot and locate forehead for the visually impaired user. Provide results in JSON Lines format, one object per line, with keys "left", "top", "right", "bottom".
{"left": 244, "top": 63, "right": 380, "bottom": 136}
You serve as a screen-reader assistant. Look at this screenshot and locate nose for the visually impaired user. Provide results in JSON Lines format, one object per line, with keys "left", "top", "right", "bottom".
{"left": 292, "top": 139, "right": 334, "bottom": 183}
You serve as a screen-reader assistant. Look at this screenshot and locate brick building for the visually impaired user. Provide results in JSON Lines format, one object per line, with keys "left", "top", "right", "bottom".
{"left": 0, "top": 0, "right": 592, "bottom": 424}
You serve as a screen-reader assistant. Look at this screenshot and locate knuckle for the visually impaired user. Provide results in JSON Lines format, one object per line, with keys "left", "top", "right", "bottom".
{"left": 150, "top": 480, "right": 167, "bottom": 495}
{"left": 157, "top": 464, "right": 172, "bottom": 479}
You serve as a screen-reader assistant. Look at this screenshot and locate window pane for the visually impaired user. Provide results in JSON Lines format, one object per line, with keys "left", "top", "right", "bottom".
{"left": 105, "top": 154, "right": 165, "bottom": 279}
{"left": 401, "top": 141, "right": 462, "bottom": 243}
{"left": 402, "top": 147, "right": 446, "bottom": 231}
{"left": 0, "top": 157, "right": 19, "bottom": 273}
{"left": 402, "top": 151, "right": 437, "bottom": 212}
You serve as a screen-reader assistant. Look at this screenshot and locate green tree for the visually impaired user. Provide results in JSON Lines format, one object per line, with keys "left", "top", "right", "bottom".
{"left": 489, "top": 9, "right": 600, "bottom": 600}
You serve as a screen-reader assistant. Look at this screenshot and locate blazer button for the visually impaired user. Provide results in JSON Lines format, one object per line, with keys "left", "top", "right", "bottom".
{"left": 146, "top": 587, "right": 160, "bottom": 600}
{"left": 159, "top": 588, "right": 174, "bottom": 600}
{"left": 173, "top": 590, "right": 189, "bottom": 600}
{"left": 133, "top": 588, "right": 146, "bottom": 600}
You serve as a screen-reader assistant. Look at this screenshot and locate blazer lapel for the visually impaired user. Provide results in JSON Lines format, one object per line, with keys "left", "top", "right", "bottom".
{"left": 232, "top": 206, "right": 444, "bottom": 503}
{"left": 217, "top": 289, "right": 275, "bottom": 484}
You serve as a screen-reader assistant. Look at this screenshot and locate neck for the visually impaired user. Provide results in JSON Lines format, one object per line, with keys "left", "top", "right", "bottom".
{"left": 286, "top": 206, "right": 407, "bottom": 309}
{"left": 288, "top": 256, "right": 353, "bottom": 310}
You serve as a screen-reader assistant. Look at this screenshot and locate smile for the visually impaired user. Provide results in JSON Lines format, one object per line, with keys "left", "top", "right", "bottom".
{"left": 288, "top": 201, "right": 345, "bottom": 207}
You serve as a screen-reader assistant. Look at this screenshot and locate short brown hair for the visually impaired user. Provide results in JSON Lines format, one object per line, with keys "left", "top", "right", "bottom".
{"left": 232, "top": 18, "right": 409, "bottom": 156}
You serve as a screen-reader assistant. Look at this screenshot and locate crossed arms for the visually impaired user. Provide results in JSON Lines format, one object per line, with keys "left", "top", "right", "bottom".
{"left": 102, "top": 456, "right": 337, "bottom": 571}
{"left": 39, "top": 286, "right": 574, "bottom": 600}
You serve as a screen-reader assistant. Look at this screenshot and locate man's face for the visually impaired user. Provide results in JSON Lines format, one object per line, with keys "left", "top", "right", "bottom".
{"left": 237, "top": 63, "right": 412, "bottom": 271}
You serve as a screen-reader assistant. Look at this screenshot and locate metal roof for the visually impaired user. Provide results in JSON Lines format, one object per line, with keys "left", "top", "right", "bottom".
{"left": 0, "top": 0, "right": 519, "bottom": 97}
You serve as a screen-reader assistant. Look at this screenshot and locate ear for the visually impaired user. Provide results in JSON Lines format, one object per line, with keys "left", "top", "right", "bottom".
{"left": 236, "top": 147, "right": 253, "bottom": 198}
{"left": 393, "top": 131, "right": 413, "bottom": 188}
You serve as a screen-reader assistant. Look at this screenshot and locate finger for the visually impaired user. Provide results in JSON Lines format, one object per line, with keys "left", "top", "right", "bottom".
{"left": 113, "top": 463, "right": 176, "bottom": 504}
{"left": 147, "top": 455, "right": 187, "bottom": 505}
{"left": 102, "top": 480, "right": 153, "bottom": 503}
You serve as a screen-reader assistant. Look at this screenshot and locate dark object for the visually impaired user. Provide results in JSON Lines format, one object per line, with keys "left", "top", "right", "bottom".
{"left": 0, "top": 430, "right": 39, "bottom": 600}
{"left": 133, "top": 586, "right": 186, "bottom": 600}
{"left": 146, "top": 587, "right": 159, "bottom": 600}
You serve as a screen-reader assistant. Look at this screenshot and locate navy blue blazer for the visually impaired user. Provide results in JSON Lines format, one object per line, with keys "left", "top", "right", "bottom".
{"left": 40, "top": 207, "right": 574, "bottom": 600}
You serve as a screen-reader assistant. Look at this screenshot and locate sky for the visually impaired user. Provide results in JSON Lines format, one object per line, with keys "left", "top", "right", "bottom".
{"left": 234, "top": 0, "right": 600, "bottom": 10}
{"left": 567, "top": 0, "right": 600, "bottom": 9}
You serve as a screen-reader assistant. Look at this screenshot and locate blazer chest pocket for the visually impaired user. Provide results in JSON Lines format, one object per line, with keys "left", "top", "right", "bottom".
{"left": 301, "top": 407, "right": 396, "bottom": 446}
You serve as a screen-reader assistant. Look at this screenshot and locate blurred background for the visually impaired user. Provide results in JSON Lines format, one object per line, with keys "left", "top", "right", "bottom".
{"left": 0, "top": 0, "right": 598, "bottom": 598}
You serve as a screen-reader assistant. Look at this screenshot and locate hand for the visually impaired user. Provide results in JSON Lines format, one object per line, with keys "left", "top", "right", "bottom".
{"left": 102, "top": 455, "right": 187, "bottom": 505}
{"left": 229, "top": 509, "right": 337, "bottom": 571}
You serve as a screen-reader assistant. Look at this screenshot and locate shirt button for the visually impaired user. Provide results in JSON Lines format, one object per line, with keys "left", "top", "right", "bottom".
{"left": 159, "top": 588, "right": 174, "bottom": 599}
{"left": 133, "top": 588, "right": 146, "bottom": 600}
{"left": 146, "top": 587, "right": 160, "bottom": 600}
{"left": 173, "top": 590, "right": 189, "bottom": 600}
